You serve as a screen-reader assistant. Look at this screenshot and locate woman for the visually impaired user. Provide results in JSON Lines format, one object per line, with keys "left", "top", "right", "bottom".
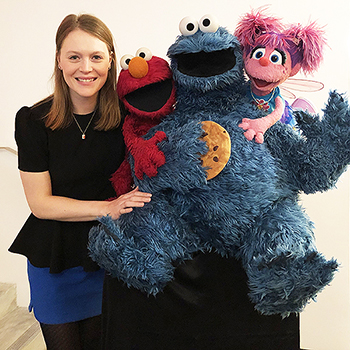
{"left": 9, "top": 14, "right": 151, "bottom": 350}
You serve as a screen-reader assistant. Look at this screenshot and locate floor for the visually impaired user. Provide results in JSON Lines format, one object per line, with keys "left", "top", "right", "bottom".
{"left": 0, "top": 283, "right": 45, "bottom": 350}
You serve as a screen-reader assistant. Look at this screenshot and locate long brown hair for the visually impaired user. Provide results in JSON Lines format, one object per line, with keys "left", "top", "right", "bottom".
{"left": 42, "top": 14, "right": 121, "bottom": 130}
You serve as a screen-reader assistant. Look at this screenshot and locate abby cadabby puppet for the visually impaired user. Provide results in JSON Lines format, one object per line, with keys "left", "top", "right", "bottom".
{"left": 235, "top": 8, "right": 326, "bottom": 143}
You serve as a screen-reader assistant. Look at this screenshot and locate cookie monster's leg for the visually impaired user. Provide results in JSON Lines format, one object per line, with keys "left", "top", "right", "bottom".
{"left": 88, "top": 193, "right": 200, "bottom": 295}
{"left": 169, "top": 189, "right": 243, "bottom": 256}
{"left": 240, "top": 197, "right": 338, "bottom": 317}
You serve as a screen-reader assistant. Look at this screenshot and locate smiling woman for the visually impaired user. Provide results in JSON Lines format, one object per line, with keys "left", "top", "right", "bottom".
{"left": 44, "top": 14, "right": 120, "bottom": 131}
{"left": 8, "top": 13, "right": 152, "bottom": 350}
{"left": 57, "top": 29, "right": 112, "bottom": 114}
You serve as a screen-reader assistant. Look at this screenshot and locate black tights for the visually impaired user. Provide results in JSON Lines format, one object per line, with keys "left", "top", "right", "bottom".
{"left": 40, "top": 315, "right": 101, "bottom": 350}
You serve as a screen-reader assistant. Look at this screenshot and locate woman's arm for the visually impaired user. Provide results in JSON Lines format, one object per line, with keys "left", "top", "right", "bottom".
{"left": 20, "top": 170, "right": 151, "bottom": 222}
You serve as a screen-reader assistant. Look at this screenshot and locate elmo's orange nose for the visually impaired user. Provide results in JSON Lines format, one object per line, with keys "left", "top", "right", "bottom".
{"left": 128, "top": 56, "right": 149, "bottom": 78}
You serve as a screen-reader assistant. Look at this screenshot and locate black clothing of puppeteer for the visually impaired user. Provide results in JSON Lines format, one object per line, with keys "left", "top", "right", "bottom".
{"left": 102, "top": 251, "right": 300, "bottom": 350}
{"left": 9, "top": 100, "right": 125, "bottom": 273}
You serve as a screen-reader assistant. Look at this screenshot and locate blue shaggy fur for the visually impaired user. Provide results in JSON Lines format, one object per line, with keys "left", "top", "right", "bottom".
{"left": 89, "top": 24, "right": 350, "bottom": 316}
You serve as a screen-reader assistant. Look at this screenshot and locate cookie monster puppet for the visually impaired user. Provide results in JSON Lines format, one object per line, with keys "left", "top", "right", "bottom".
{"left": 89, "top": 15, "right": 350, "bottom": 317}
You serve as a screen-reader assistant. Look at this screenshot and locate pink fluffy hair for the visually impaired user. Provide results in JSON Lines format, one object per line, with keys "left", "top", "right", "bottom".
{"left": 234, "top": 7, "right": 327, "bottom": 75}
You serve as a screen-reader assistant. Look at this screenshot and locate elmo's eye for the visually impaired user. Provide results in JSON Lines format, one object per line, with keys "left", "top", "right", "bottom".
{"left": 136, "top": 47, "right": 152, "bottom": 61}
{"left": 269, "top": 50, "right": 284, "bottom": 65}
{"left": 199, "top": 14, "right": 219, "bottom": 33}
{"left": 120, "top": 54, "right": 134, "bottom": 70}
{"left": 179, "top": 16, "right": 198, "bottom": 36}
{"left": 251, "top": 48, "right": 266, "bottom": 60}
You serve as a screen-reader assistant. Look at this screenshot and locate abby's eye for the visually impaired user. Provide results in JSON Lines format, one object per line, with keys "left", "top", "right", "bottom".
{"left": 270, "top": 50, "right": 285, "bottom": 65}
{"left": 199, "top": 14, "right": 219, "bottom": 33}
{"left": 251, "top": 47, "right": 266, "bottom": 60}
{"left": 120, "top": 54, "right": 134, "bottom": 70}
{"left": 135, "top": 47, "right": 152, "bottom": 61}
{"left": 179, "top": 16, "right": 199, "bottom": 36}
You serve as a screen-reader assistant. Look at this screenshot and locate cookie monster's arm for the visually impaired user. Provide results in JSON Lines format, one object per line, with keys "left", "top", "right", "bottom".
{"left": 266, "top": 91, "right": 350, "bottom": 194}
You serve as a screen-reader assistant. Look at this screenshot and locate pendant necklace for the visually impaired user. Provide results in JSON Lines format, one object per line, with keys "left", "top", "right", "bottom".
{"left": 72, "top": 109, "right": 97, "bottom": 140}
{"left": 250, "top": 86, "right": 275, "bottom": 111}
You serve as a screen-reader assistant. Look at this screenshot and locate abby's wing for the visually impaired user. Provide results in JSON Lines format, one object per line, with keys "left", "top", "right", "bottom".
{"left": 280, "top": 78, "right": 324, "bottom": 99}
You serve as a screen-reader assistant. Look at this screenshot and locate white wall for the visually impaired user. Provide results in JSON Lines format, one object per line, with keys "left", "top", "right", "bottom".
{"left": 1, "top": 1, "right": 349, "bottom": 349}
{"left": 301, "top": 175, "right": 350, "bottom": 349}
{"left": 0, "top": 149, "right": 30, "bottom": 306}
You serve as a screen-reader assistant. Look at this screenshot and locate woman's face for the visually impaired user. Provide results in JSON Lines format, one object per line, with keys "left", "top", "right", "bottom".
{"left": 57, "top": 29, "right": 111, "bottom": 111}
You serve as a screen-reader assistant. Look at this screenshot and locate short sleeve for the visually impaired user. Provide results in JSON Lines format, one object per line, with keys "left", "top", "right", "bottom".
{"left": 15, "top": 106, "right": 49, "bottom": 172}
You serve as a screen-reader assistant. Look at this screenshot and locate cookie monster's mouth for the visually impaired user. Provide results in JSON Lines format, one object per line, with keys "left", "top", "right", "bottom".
{"left": 124, "top": 79, "right": 173, "bottom": 112}
{"left": 175, "top": 48, "right": 236, "bottom": 77}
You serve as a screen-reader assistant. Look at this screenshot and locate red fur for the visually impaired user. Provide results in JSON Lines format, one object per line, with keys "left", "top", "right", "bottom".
{"left": 117, "top": 56, "right": 175, "bottom": 120}
{"left": 110, "top": 157, "right": 134, "bottom": 197}
{"left": 122, "top": 117, "right": 167, "bottom": 180}
{"left": 111, "top": 55, "right": 176, "bottom": 196}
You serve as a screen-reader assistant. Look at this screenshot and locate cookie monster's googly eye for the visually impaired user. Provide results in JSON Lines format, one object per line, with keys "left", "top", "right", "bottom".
{"left": 199, "top": 14, "right": 219, "bottom": 33}
{"left": 179, "top": 16, "right": 199, "bottom": 36}
{"left": 136, "top": 47, "right": 152, "bottom": 61}
{"left": 120, "top": 54, "right": 134, "bottom": 70}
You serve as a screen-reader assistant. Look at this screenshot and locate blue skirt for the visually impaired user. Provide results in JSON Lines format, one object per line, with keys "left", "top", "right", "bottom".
{"left": 27, "top": 261, "right": 105, "bottom": 324}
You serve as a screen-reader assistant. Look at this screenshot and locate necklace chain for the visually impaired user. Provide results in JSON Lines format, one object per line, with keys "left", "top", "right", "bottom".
{"left": 250, "top": 86, "right": 275, "bottom": 108}
{"left": 72, "top": 109, "right": 97, "bottom": 140}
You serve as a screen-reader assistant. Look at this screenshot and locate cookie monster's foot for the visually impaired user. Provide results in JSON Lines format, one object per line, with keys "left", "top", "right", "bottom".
{"left": 247, "top": 251, "right": 338, "bottom": 317}
{"left": 88, "top": 215, "right": 176, "bottom": 295}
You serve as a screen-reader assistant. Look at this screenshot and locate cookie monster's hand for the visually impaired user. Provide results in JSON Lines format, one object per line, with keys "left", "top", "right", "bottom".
{"left": 266, "top": 90, "right": 350, "bottom": 194}
{"left": 131, "top": 131, "right": 167, "bottom": 179}
{"left": 296, "top": 91, "right": 350, "bottom": 144}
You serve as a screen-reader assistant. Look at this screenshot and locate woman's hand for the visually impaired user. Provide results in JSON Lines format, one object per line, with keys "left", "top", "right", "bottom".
{"left": 102, "top": 187, "right": 152, "bottom": 220}
{"left": 19, "top": 170, "right": 151, "bottom": 222}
